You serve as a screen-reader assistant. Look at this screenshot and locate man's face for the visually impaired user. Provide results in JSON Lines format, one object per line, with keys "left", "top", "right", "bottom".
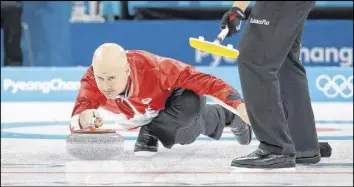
{"left": 93, "top": 64, "right": 129, "bottom": 99}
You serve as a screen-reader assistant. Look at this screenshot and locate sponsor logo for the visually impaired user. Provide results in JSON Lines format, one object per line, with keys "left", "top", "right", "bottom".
{"left": 3, "top": 78, "right": 81, "bottom": 94}
{"left": 316, "top": 74, "right": 353, "bottom": 98}
{"left": 195, "top": 49, "right": 237, "bottom": 67}
{"left": 300, "top": 47, "right": 353, "bottom": 67}
{"left": 141, "top": 98, "right": 152, "bottom": 104}
{"left": 195, "top": 47, "right": 353, "bottom": 67}
{"left": 250, "top": 18, "right": 270, "bottom": 25}
{"left": 235, "top": 20, "right": 242, "bottom": 31}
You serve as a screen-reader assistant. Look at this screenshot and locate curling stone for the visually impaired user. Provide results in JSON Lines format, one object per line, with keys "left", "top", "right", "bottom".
{"left": 66, "top": 128, "right": 124, "bottom": 160}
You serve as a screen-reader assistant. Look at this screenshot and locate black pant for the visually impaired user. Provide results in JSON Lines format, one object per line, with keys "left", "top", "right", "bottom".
{"left": 147, "top": 88, "right": 236, "bottom": 149}
{"left": 237, "top": 1, "right": 319, "bottom": 155}
{"left": 1, "top": 1, "right": 23, "bottom": 66}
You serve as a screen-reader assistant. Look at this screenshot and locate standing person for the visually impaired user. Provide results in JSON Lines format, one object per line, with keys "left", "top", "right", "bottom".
{"left": 1, "top": 1, "right": 23, "bottom": 66}
{"left": 220, "top": 1, "right": 321, "bottom": 168}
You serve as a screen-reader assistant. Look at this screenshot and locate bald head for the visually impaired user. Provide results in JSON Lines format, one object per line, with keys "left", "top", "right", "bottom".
{"left": 92, "top": 43, "right": 130, "bottom": 99}
{"left": 92, "top": 43, "right": 127, "bottom": 70}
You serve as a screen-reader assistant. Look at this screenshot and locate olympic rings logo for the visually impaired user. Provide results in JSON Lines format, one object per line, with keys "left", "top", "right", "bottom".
{"left": 316, "top": 74, "right": 353, "bottom": 98}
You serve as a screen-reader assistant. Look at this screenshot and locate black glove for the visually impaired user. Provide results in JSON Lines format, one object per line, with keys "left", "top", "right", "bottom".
{"left": 220, "top": 7, "right": 246, "bottom": 37}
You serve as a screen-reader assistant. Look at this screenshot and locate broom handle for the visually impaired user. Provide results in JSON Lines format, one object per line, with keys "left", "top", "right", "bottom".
{"left": 206, "top": 95, "right": 240, "bottom": 116}
{"left": 214, "top": 27, "right": 229, "bottom": 44}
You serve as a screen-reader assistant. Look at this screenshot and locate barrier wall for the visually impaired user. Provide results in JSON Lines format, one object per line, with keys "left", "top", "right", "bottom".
{"left": 1, "top": 67, "right": 352, "bottom": 102}
{"left": 71, "top": 20, "right": 353, "bottom": 67}
{"left": 2, "top": 19, "right": 352, "bottom": 67}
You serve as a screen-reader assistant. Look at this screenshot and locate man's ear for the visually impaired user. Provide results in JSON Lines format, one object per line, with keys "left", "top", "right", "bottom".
{"left": 125, "top": 63, "right": 130, "bottom": 75}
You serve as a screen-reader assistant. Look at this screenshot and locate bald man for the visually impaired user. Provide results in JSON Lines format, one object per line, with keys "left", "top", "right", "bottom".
{"left": 70, "top": 43, "right": 252, "bottom": 156}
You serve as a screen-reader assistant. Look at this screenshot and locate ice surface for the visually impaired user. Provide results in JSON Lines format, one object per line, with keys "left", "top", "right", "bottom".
{"left": 1, "top": 102, "right": 353, "bottom": 186}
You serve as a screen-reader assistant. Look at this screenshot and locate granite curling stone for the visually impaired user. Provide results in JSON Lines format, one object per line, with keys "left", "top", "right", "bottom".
{"left": 66, "top": 129, "right": 124, "bottom": 160}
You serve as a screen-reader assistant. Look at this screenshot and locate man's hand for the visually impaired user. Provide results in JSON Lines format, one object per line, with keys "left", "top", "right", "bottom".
{"left": 79, "top": 109, "right": 104, "bottom": 129}
{"left": 220, "top": 7, "right": 246, "bottom": 37}
{"left": 236, "top": 103, "right": 251, "bottom": 125}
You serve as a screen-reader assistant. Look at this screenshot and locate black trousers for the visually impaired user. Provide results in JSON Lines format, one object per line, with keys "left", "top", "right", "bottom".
{"left": 237, "top": 1, "right": 319, "bottom": 155}
{"left": 1, "top": 1, "right": 23, "bottom": 66}
{"left": 147, "top": 88, "right": 236, "bottom": 149}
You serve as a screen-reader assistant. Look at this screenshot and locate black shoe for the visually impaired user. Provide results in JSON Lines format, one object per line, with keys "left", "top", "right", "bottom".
{"left": 134, "top": 125, "right": 159, "bottom": 156}
{"left": 229, "top": 115, "right": 252, "bottom": 145}
{"left": 231, "top": 148, "right": 296, "bottom": 168}
{"left": 295, "top": 142, "right": 331, "bottom": 164}
{"left": 296, "top": 154, "right": 321, "bottom": 164}
{"left": 296, "top": 150, "right": 321, "bottom": 165}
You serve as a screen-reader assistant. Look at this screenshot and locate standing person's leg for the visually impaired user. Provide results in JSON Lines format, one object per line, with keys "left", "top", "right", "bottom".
{"left": 279, "top": 22, "right": 320, "bottom": 164}
{"left": 134, "top": 88, "right": 252, "bottom": 155}
{"left": 0, "top": 1, "right": 23, "bottom": 66}
{"left": 231, "top": 1, "right": 316, "bottom": 168}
